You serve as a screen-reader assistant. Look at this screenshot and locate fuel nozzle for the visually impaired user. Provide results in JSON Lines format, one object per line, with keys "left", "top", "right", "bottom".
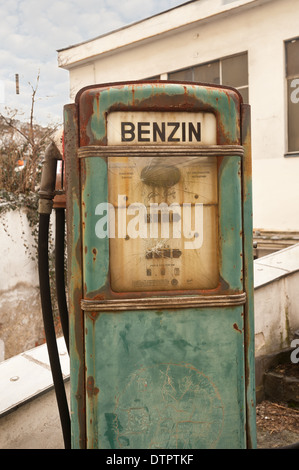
{"left": 38, "top": 141, "right": 62, "bottom": 214}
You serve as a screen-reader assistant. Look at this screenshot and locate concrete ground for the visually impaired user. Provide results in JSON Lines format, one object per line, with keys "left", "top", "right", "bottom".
{"left": 0, "top": 382, "right": 69, "bottom": 449}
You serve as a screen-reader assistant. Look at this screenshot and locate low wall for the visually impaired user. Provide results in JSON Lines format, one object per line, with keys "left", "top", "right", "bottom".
{"left": 0, "top": 207, "right": 45, "bottom": 360}
{"left": 254, "top": 244, "right": 299, "bottom": 400}
{"left": 254, "top": 244, "right": 299, "bottom": 356}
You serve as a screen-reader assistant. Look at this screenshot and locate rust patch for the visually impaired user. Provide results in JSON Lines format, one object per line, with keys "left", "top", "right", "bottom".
{"left": 86, "top": 376, "right": 100, "bottom": 398}
{"left": 92, "top": 247, "right": 97, "bottom": 262}
{"left": 77, "top": 81, "right": 241, "bottom": 146}
{"left": 233, "top": 323, "right": 242, "bottom": 334}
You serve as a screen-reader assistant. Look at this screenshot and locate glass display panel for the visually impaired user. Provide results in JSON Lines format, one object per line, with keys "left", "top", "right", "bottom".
{"left": 107, "top": 155, "right": 219, "bottom": 292}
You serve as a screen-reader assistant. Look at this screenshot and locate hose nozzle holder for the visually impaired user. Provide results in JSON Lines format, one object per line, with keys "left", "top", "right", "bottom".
{"left": 38, "top": 141, "right": 62, "bottom": 214}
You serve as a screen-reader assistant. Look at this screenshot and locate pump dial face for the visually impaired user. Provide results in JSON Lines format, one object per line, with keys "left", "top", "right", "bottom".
{"left": 106, "top": 110, "right": 219, "bottom": 292}
{"left": 108, "top": 155, "right": 219, "bottom": 292}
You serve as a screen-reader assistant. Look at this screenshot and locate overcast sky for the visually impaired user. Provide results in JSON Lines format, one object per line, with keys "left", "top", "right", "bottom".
{"left": 0, "top": 0, "right": 185, "bottom": 126}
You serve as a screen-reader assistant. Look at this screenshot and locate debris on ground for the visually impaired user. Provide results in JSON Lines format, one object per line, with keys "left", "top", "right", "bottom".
{"left": 256, "top": 400, "right": 299, "bottom": 448}
{"left": 271, "top": 362, "right": 299, "bottom": 379}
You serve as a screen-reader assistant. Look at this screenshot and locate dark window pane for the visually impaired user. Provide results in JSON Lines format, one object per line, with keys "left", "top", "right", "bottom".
{"left": 146, "top": 76, "right": 160, "bottom": 80}
{"left": 286, "top": 38, "right": 299, "bottom": 77}
{"left": 168, "top": 68, "right": 193, "bottom": 81}
{"left": 287, "top": 78, "right": 299, "bottom": 152}
{"left": 238, "top": 87, "right": 249, "bottom": 104}
{"left": 193, "top": 61, "right": 220, "bottom": 84}
{"left": 222, "top": 53, "right": 248, "bottom": 88}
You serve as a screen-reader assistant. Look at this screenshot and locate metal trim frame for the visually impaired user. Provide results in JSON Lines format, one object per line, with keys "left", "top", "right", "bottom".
{"left": 64, "top": 104, "right": 86, "bottom": 449}
{"left": 241, "top": 103, "right": 257, "bottom": 449}
{"left": 77, "top": 145, "right": 245, "bottom": 158}
{"left": 81, "top": 292, "right": 246, "bottom": 311}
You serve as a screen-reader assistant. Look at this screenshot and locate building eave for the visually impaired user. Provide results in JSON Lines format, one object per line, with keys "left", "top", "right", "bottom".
{"left": 57, "top": 0, "right": 272, "bottom": 69}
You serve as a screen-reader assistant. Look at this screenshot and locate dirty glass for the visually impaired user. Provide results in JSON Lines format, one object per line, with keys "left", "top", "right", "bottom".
{"left": 286, "top": 38, "right": 299, "bottom": 77}
{"left": 287, "top": 79, "right": 299, "bottom": 152}
{"left": 286, "top": 39, "right": 299, "bottom": 152}
{"left": 107, "top": 155, "right": 219, "bottom": 292}
{"left": 168, "top": 68, "right": 193, "bottom": 82}
{"left": 222, "top": 53, "right": 248, "bottom": 88}
{"left": 193, "top": 60, "right": 220, "bottom": 85}
{"left": 222, "top": 52, "right": 248, "bottom": 103}
{"left": 167, "top": 53, "right": 248, "bottom": 102}
{"left": 237, "top": 87, "right": 248, "bottom": 104}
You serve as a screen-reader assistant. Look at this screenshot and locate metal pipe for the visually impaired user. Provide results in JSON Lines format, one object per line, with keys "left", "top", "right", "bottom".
{"left": 55, "top": 207, "right": 69, "bottom": 353}
{"left": 38, "top": 141, "right": 62, "bottom": 215}
{"left": 38, "top": 141, "right": 71, "bottom": 449}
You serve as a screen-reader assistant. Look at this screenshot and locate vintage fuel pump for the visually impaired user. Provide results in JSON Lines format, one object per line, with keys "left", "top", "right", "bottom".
{"left": 38, "top": 81, "right": 256, "bottom": 449}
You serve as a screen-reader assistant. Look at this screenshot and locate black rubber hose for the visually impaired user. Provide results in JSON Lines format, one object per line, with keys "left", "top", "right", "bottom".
{"left": 55, "top": 208, "right": 69, "bottom": 354}
{"left": 38, "top": 213, "right": 71, "bottom": 449}
{"left": 278, "top": 441, "right": 299, "bottom": 449}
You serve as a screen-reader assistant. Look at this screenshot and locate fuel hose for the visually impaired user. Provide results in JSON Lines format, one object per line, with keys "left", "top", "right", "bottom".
{"left": 55, "top": 207, "right": 69, "bottom": 353}
{"left": 38, "top": 141, "right": 71, "bottom": 449}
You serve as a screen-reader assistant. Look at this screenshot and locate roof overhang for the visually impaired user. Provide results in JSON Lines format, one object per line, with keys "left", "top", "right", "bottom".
{"left": 57, "top": 0, "right": 273, "bottom": 69}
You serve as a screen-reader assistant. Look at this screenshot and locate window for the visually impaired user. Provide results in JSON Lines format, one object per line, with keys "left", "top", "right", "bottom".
{"left": 168, "top": 52, "right": 249, "bottom": 103}
{"left": 145, "top": 75, "right": 160, "bottom": 80}
{"left": 286, "top": 38, "right": 299, "bottom": 153}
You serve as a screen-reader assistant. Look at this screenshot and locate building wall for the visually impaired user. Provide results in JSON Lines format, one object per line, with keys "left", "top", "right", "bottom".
{"left": 0, "top": 208, "right": 45, "bottom": 360}
{"left": 62, "top": 0, "right": 299, "bottom": 232}
{"left": 254, "top": 273, "right": 299, "bottom": 358}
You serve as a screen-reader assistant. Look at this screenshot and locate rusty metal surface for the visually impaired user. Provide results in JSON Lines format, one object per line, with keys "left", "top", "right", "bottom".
{"left": 76, "top": 81, "right": 241, "bottom": 148}
{"left": 64, "top": 103, "right": 86, "bottom": 449}
{"left": 81, "top": 292, "right": 247, "bottom": 312}
{"left": 77, "top": 81, "right": 243, "bottom": 301}
{"left": 85, "top": 306, "right": 247, "bottom": 449}
{"left": 65, "top": 80, "right": 256, "bottom": 448}
{"left": 241, "top": 103, "right": 257, "bottom": 448}
{"left": 77, "top": 144, "right": 245, "bottom": 158}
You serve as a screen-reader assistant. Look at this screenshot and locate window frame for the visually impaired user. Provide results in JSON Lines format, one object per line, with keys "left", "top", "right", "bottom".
{"left": 285, "top": 37, "right": 299, "bottom": 157}
{"left": 166, "top": 52, "right": 249, "bottom": 103}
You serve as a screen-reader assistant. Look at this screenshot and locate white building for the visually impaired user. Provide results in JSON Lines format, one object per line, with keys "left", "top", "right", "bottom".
{"left": 58, "top": 0, "right": 299, "bottom": 253}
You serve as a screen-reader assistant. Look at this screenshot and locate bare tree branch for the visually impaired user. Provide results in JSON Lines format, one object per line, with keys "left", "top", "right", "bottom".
{"left": 0, "top": 72, "right": 60, "bottom": 194}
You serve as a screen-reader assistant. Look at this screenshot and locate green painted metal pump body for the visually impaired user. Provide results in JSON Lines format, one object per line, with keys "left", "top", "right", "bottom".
{"left": 64, "top": 81, "right": 256, "bottom": 449}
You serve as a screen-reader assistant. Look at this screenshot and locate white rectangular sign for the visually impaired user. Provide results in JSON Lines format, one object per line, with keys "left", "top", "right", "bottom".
{"left": 107, "top": 111, "right": 217, "bottom": 145}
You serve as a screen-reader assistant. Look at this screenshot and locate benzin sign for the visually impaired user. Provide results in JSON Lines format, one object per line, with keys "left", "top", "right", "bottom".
{"left": 99, "top": 111, "right": 218, "bottom": 249}
{"left": 107, "top": 111, "right": 217, "bottom": 145}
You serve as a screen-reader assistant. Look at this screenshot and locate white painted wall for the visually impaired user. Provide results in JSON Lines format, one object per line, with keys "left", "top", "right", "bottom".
{"left": 1, "top": 208, "right": 38, "bottom": 291}
{"left": 0, "top": 208, "right": 45, "bottom": 360}
{"left": 58, "top": 0, "right": 299, "bottom": 232}
{"left": 254, "top": 244, "right": 299, "bottom": 357}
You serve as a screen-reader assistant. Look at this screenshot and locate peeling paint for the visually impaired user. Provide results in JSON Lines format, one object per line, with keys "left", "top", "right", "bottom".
{"left": 65, "top": 81, "right": 256, "bottom": 448}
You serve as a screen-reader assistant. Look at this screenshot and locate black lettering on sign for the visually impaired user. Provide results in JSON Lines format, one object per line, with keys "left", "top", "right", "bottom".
{"left": 167, "top": 122, "right": 180, "bottom": 142}
{"left": 188, "top": 122, "right": 201, "bottom": 142}
{"left": 121, "top": 121, "right": 202, "bottom": 142}
{"left": 182, "top": 122, "right": 186, "bottom": 142}
{"left": 153, "top": 122, "right": 165, "bottom": 142}
{"left": 138, "top": 122, "right": 150, "bottom": 142}
{"left": 121, "top": 122, "right": 135, "bottom": 141}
